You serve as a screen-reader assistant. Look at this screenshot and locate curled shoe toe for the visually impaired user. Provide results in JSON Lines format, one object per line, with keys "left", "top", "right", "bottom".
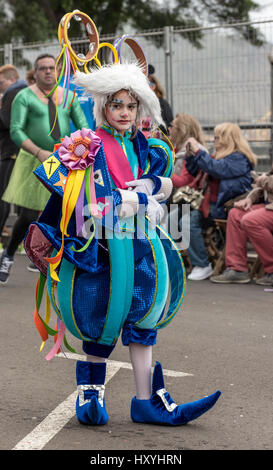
{"left": 131, "top": 362, "right": 221, "bottom": 426}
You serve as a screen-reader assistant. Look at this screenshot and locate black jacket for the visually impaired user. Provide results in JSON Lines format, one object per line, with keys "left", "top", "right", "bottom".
{"left": 0, "top": 79, "right": 27, "bottom": 161}
{"left": 159, "top": 97, "right": 173, "bottom": 134}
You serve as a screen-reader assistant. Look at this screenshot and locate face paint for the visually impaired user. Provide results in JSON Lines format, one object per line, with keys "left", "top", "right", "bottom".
{"left": 105, "top": 90, "right": 138, "bottom": 136}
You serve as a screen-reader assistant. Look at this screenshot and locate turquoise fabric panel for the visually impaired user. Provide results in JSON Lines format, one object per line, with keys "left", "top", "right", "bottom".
{"left": 155, "top": 225, "right": 186, "bottom": 329}
{"left": 57, "top": 257, "right": 90, "bottom": 341}
{"left": 120, "top": 237, "right": 134, "bottom": 323}
{"left": 98, "top": 231, "right": 134, "bottom": 344}
{"left": 135, "top": 217, "right": 169, "bottom": 329}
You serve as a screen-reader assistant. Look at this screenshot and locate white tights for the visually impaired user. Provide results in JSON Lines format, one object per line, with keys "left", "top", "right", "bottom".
{"left": 86, "top": 343, "right": 152, "bottom": 400}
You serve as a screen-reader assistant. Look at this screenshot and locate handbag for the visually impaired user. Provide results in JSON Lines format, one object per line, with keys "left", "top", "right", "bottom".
{"left": 172, "top": 170, "right": 208, "bottom": 210}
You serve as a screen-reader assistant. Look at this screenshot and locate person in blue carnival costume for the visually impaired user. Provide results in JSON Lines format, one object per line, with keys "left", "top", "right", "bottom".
{"left": 25, "top": 60, "right": 221, "bottom": 426}
{"left": 57, "top": 62, "right": 96, "bottom": 132}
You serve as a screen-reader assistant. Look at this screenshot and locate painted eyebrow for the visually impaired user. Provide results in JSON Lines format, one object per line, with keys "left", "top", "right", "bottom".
{"left": 110, "top": 100, "right": 137, "bottom": 105}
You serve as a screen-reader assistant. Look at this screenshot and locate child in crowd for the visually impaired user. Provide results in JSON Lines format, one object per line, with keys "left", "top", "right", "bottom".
{"left": 25, "top": 61, "right": 221, "bottom": 426}
{"left": 168, "top": 114, "right": 215, "bottom": 277}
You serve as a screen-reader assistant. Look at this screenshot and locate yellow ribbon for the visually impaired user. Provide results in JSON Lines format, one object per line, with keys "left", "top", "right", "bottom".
{"left": 45, "top": 169, "right": 85, "bottom": 282}
{"left": 84, "top": 42, "right": 119, "bottom": 73}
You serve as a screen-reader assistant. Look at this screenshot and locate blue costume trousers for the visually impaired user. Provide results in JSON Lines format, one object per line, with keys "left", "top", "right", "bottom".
{"left": 82, "top": 324, "right": 157, "bottom": 358}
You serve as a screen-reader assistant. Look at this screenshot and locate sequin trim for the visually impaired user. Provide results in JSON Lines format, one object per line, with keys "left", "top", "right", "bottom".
{"left": 77, "top": 384, "right": 105, "bottom": 407}
{"left": 135, "top": 218, "right": 158, "bottom": 325}
{"left": 156, "top": 388, "right": 177, "bottom": 412}
{"left": 151, "top": 145, "right": 171, "bottom": 177}
{"left": 70, "top": 267, "right": 86, "bottom": 340}
{"left": 143, "top": 157, "right": 151, "bottom": 175}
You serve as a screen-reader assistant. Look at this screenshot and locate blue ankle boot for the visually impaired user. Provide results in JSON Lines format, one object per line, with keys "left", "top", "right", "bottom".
{"left": 76, "top": 361, "right": 109, "bottom": 425}
{"left": 131, "top": 361, "right": 221, "bottom": 425}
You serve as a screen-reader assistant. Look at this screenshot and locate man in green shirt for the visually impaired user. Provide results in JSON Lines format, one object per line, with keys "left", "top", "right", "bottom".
{"left": 0, "top": 53, "right": 88, "bottom": 284}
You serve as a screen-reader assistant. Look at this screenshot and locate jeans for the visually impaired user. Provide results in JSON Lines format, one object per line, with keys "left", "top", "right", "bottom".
{"left": 168, "top": 203, "right": 215, "bottom": 267}
{"left": 187, "top": 209, "right": 209, "bottom": 267}
{"left": 185, "top": 203, "right": 216, "bottom": 268}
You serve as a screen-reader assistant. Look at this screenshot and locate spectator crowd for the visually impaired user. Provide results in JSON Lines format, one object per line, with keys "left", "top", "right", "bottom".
{"left": 0, "top": 59, "right": 272, "bottom": 288}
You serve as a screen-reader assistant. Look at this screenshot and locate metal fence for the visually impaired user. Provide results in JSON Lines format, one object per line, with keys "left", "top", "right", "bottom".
{"left": 1, "top": 18, "right": 273, "bottom": 171}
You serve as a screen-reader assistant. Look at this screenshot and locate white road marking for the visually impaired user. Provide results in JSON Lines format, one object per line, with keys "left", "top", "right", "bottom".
{"left": 12, "top": 354, "right": 193, "bottom": 450}
{"left": 13, "top": 363, "right": 120, "bottom": 451}
{"left": 57, "top": 351, "right": 194, "bottom": 377}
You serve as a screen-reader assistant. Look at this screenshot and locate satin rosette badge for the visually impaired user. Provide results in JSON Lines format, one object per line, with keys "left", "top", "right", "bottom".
{"left": 58, "top": 128, "right": 101, "bottom": 170}
{"left": 57, "top": 128, "right": 114, "bottom": 240}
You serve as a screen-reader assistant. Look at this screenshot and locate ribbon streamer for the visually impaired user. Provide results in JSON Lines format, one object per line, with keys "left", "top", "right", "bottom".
{"left": 63, "top": 46, "right": 71, "bottom": 108}
{"left": 34, "top": 275, "right": 76, "bottom": 359}
{"left": 34, "top": 274, "right": 56, "bottom": 342}
{"left": 75, "top": 177, "right": 85, "bottom": 236}
{"left": 45, "top": 319, "right": 66, "bottom": 361}
{"left": 40, "top": 290, "right": 52, "bottom": 352}
{"left": 71, "top": 165, "right": 97, "bottom": 253}
{"left": 45, "top": 169, "right": 85, "bottom": 281}
{"left": 47, "top": 46, "right": 66, "bottom": 98}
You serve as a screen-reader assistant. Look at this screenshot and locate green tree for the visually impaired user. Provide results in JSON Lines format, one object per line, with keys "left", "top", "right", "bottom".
{"left": 0, "top": 0, "right": 263, "bottom": 47}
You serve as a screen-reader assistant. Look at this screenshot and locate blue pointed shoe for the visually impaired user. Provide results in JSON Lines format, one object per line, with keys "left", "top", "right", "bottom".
{"left": 76, "top": 361, "right": 109, "bottom": 425}
{"left": 131, "top": 361, "right": 221, "bottom": 426}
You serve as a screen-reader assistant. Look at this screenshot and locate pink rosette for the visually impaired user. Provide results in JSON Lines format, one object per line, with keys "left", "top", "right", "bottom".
{"left": 58, "top": 128, "right": 101, "bottom": 170}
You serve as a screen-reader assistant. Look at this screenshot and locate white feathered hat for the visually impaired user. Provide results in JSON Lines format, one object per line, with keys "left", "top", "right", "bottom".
{"left": 74, "top": 62, "right": 164, "bottom": 128}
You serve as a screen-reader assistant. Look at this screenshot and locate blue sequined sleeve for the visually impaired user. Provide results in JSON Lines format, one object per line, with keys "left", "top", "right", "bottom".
{"left": 143, "top": 138, "right": 174, "bottom": 179}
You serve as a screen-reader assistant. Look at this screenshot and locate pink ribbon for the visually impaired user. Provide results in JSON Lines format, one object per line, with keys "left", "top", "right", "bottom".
{"left": 89, "top": 166, "right": 99, "bottom": 217}
{"left": 95, "top": 128, "right": 135, "bottom": 189}
{"left": 45, "top": 319, "right": 66, "bottom": 361}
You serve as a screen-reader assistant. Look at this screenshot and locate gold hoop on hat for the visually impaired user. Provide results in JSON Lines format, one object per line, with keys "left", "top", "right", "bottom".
{"left": 84, "top": 42, "right": 119, "bottom": 73}
{"left": 58, "top": 10, "right": 99, "bottom": 69}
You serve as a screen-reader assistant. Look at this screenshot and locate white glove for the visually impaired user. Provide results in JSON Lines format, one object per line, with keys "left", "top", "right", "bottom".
{"left": 146, "top": 194, "right": 165, "bottom": 229}
{"left": 126, "top": 179, "right": 154, "bottom": 196}
{"left": 126, "top": 177, "right": 173, "bottom": 202}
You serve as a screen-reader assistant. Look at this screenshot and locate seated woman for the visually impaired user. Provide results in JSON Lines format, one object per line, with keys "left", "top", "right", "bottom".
{"left": 171, "top": 113, "right": 207, "bottom": 187}
{"left": 183, "top": 122, "right": 257, "bottom": 281}
{"left": 168, "top": 114, "right": 219, "bottom": 279}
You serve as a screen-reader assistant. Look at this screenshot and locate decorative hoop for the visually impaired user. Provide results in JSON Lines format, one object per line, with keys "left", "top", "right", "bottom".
{"left": 58, "top": 10, "right": 99, "bottom": 68}
{"left": 51, "top": 11, "right": 148, "bottom": 131}
{"left": 113, "top": 35, "right": 148, "bottom": 75}
{"left": 84, "top": 42, "right": 119, "bottom": 73}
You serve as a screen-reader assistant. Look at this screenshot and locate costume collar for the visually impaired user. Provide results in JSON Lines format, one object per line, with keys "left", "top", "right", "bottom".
{"left": 101, "top": 123, "right": 132, "bottom": 139}
{"left": 100, "top": 124, "right": 149, "bottom": 174}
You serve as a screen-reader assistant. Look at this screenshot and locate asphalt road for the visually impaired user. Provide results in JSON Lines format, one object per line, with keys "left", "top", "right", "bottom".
{"left": 1, "top": 254, "right": 272, "bottom": 454}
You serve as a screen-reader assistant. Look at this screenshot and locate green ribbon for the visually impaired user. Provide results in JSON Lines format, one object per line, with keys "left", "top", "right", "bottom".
{"left": 46, "top": 49, "right": 66, "bottom": 98}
